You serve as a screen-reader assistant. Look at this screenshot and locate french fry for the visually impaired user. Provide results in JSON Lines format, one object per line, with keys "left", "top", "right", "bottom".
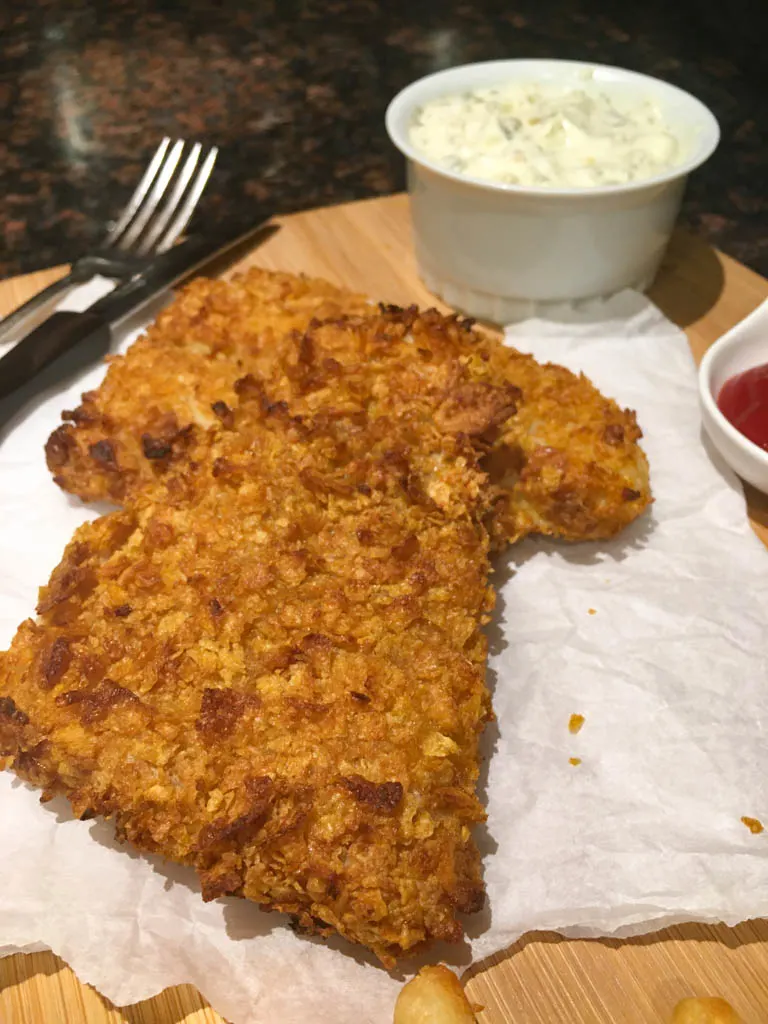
{"left": 394, "top": 965, "right": 479, "bottom": 1023}
{"left": 672, "top": 997, "right": 741, "bottom": 1024}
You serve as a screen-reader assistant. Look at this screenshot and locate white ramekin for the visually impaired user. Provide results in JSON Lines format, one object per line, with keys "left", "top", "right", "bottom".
{"left": 385, "top": 59, "right": 720, "bottom": 322}
{"left": 700, "top": 299, "right": 768, "bottom": 494}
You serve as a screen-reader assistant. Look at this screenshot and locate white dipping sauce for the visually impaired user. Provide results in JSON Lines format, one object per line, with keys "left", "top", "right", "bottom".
{"left": 409, "top": 79, "right": 686, "bottom": 188}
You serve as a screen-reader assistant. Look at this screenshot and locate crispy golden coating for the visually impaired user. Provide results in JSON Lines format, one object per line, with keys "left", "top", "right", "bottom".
{"left": 45, "top": 268, "right": 650, "bottom": 545}
{"left": 2, "top": 335, "right": 510, "bottom": 965}
{"left": 479, "top": 342, "right": 649, "bottom": 545}
{"left": 45, "top": 269, "right": 371, "bottom": 504}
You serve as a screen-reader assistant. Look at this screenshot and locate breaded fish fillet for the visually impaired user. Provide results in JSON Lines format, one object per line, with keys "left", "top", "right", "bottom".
{"left": 45, "top": 269, "right": 650, "bottom": 545}
{"left": 2, "top": 331, "right": 511, "bottom": 964}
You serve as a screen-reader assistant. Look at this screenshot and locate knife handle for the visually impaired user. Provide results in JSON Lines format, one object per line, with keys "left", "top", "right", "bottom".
{"left": 0, "top": 272, "right": 80, "bottom": 348}
{"left": 0, "top": 310, "right": 110, "bottom": 403}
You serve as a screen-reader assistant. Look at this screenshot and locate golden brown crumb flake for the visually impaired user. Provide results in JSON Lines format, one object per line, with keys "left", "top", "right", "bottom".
{"left": 741, "top": 816, "right": 764, "bottom": 835}
{"left": 141, "top": 434, "right": 173, "bottom": 460}
{"left": 13, "top": 741, "right": 55, "bottom": 786}
{"left": 568, "top": 713, "right": 585, "bottom": 735}
{"left": 196, "top": 776, "right": 275, "bottom": 854}
{"left": 434, "top": 382, "right": 520, "bottom": 438}
{"left": 622, "top": 487, "right": 642, "bottom": 502}
{"left": 211, "top": 400, "right": 235, "bottom": 429}
{"left": 199, "top": 867, "right": 245, "bottom": 902}
{"left": 603, "top": 424, "right": 625, "bottom": 445}
{"left": 39, "top": 637, "right": 72, "bottom": 689}
{"left": 391, "top": 535, "right": 420, "bottom": 561}
{"left": 55, "top": 680, "right": 141, "bottom": 725}
{"left": 340, "top": 774, "right": 404, "bottom": 812}
{"left": 89, "top": 439, "right": 118, "bottom": 468}
{"left": 45, "top": 424, "right": 76, "bottom": 468}
{"left": 196, "top": 687, "right": 260, "bottom": 739}
{"left": 0, "top": 696, "right": 29, "bottom": 726}
{"left": 285, "top": 697, "right": 332, "bottom": 717}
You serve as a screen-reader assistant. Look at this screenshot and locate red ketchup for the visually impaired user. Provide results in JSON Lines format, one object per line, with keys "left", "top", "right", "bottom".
{"left": 717, "top": 362, "right": 768, "bottom": 452}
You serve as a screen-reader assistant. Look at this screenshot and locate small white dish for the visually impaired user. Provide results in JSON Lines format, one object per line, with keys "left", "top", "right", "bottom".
{"left": 699, "top": 299, "right": 768, "bottom": 493}
{"left": 385, "top": 59, "right": 720, "bottom": 322}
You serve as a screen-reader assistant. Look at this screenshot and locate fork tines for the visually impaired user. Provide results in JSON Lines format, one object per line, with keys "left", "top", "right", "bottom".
{"left": 106, "top": 138, "right": 218, "bottom": 256}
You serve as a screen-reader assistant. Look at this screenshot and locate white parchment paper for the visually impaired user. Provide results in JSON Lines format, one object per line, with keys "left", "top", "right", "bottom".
{"left": 1, "top": 288, "right": 767, "bottom": 1022}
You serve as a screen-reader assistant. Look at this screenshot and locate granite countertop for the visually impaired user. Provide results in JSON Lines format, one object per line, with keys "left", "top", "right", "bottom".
{"left": 1, "top": 0, "right": 766, "bottom": 279}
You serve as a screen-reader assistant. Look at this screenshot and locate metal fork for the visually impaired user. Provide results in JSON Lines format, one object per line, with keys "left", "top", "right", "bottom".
{"left": 0, "top": 137, "right": 218, "bottom": 346}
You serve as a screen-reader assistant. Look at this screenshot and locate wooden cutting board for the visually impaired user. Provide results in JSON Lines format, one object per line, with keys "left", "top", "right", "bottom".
{"left": 1, "top": 193, "right": 767, "bottom": 1024}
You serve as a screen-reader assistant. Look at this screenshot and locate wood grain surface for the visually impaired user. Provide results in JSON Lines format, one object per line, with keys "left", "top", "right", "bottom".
{"left": 1, "top": 194, "right": 767, "bottom": 1024}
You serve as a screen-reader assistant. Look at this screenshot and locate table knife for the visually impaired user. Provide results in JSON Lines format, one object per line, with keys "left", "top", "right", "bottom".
{"left": 0, "top": 219, "right": 275, "bottom": 404}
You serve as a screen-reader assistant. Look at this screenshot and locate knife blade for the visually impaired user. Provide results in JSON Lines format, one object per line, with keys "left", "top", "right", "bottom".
{"left": 0, "top": 218, "right": 275, "bottom": 405}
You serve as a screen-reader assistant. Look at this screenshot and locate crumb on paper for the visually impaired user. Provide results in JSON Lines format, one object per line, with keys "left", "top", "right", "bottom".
{"left": 588, "top": 607, "right": 597, "bottom": 615}
{"left": 741, "top": 816, "right": 764, "bottom": 835}
{"left": 569, "top": 757, "right": 582, "bottom": 767}
{"left": 569, "top": 713, "right": 585, "bottom": 734}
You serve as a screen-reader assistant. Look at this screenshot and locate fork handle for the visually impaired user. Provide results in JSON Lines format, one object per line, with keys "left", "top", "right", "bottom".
{"left": 0, "top": 268, "right": 93, "bottom": 348}
{"left": 0, "top": 310, "right": 109, "bottom": 403}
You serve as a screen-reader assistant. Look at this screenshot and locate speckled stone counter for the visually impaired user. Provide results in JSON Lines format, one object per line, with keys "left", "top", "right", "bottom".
{"left": 1, "top": 0, "right": 766, "bottom": 279}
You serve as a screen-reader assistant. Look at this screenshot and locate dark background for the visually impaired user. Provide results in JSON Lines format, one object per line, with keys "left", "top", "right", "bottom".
{"left": 1, "top": 0, "right": 766, "bottom": 278}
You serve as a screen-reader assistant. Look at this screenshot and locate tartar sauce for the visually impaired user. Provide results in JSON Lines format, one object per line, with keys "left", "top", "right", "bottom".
{"left": 409, "top": 82, "right": 685, "bottom": 188}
